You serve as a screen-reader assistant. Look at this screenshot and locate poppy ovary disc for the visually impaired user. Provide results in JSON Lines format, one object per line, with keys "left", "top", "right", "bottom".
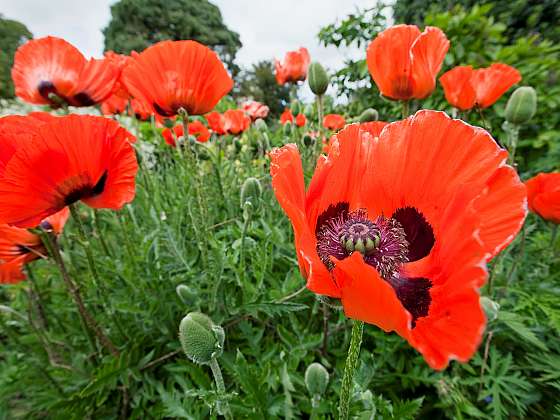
{"left": 339, "top": 218, "right": 380, "bottom": 255}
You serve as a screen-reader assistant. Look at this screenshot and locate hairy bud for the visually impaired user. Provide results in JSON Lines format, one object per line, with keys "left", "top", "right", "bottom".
{"left": 308, "top": 62, "right": 329, "bottom": 96}
{"left": 305, "top": 362, "right": 329, "bottom": 396}
{"left": 505, "top": 86, "right": 537, "bottom": 125}
{"left": 179, "top": 312, "right": 225, "bottom": 365}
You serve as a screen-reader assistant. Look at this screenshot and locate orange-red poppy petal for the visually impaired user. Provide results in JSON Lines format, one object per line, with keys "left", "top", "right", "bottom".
{"left": 439, "top": 66, "right": 476, "bottom": 111}
{"left": 525, "top": 173, "right": 560, "bottom": 223}
{"left": 410, "top": 26, "right": 450, "bottom": 99}
{"left": 472, "top": 63, "right": 521, "bottom": 109}
{"left": 122, "top": 40, "right": 233, "bottom": 117}
{"left": 270, "top": 144, "right": 340, "bottom": 297}
{"left": 0, "top": 115, "right": 137, "bottom": 228}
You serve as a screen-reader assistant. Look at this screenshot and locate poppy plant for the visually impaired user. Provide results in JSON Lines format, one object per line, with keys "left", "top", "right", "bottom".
{"left": 366, "top": 25, "right": 449, "bottom": 101}
{"left": 525, "top": 173, "right": 560, "bottom": 224}
{"left": 242, "top": 100, "right": 270, "bottom": 120}
{"left": 440, "top": 64, "right": 522, "bottom": 110}
{"left": 323, "top": 114, "right": 346, "bottom": 131}
{"left": 122, "top": 40, "right": 233, "bottom": 118}
{"left": 0, "top": 114, "right": 138, "bottom": 228}
{"left": 275, "top": 47, "right": 311, "bottom": 85}
{"left": 206, "top": 110, "right": 251, "bottom": 135}
{"left": 270, "top": 110, "right": 526, "bottom": 369}
{"left": 162, "top": 120, "right": 211, "bottom": 146}
{"left": 12, "top": 36, "right": 119, "bottom": 107}
{"left": 0, "top": 208, "right": 69, "bottom": 284}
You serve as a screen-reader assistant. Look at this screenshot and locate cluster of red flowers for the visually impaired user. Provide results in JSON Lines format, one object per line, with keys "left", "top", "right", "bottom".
{"left": 280, "top": 109, "right": 307, "bottom": 127}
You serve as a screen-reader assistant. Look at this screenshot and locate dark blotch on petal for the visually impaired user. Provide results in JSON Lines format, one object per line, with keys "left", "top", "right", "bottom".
{"left": 38, "top": 81, "right": 57, "bottom": 100}
{"left": 315, "top": 202, "right": 349, "bottom": 236}
{"left": 389, "top": 275, "right": 432, "bottom": 328}
{"left": 73, "top": 92, "right": 95, "bottom": 106}
{"left": 153, "top": 102, "right": 175, "bottom": 117}
{"left": 64, "top": 170, "right": 108, "bottom": 205}
{"left": 392, "top": 207, "right": 435, "bottom": 261}
{"left": 91, "top": 171, "right": 108, "bottom": 196}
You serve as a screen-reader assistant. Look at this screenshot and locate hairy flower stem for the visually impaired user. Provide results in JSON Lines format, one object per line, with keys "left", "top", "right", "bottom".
{"left": 40, "top": 230, "right": 119, "bottom": 357}
{"left": 179, "top": 108, "right": 209, "bottom": 268}
{"left": 506, "top": 123, "right": 520, "bottom": 165}
{"left": 338, "top": 319, "right": 364, "bottom": 420}
{"left": 401, "top": 100, "right": 410, "bottom": 119}
{"left": 209, "top": 357, "right": 232, "bottom": 420}
{"left": 316, "top": 94, "right": 324, "bottom": 133}
{"left": 26, "top": 265, "right": 48, "bottom": 329}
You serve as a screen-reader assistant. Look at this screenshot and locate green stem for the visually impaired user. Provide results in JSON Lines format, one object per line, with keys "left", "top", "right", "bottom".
{"left": 209, "top": 357, "right": 232, "bottom": 420}
{"left": 238, "top": 208, "right": 251, "bottom": 282}
{"left": 40, "top": 230, "right": 119, "bottom": 357}
{"left": 506, "top": 123, "right": 520, "bottom": 165}
{"left": 338, "top": 320, "right": 364, "bottom": 420}
{"left": 316, "top": 94, "right": 324, "bottom": 132}
{"left": 401, "top": 101, "right": 410, "bottom": 119}
{"left": 26, "top": 265, "right": 49, "bottom": 329}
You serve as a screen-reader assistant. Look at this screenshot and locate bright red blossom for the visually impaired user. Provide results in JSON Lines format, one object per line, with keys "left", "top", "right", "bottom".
{"left": 525, "top": 173, "right": 560, "bottom": 224}
{"left": 12, "top": 36, "right": 119, "bottom": 107}
{"left": 242, "top": 101, "right": 270, "bottom": 120}
{"left": 275, "top": 47, "right": 311, "bottom": 85}
{"left": 323, "top": 114, "right": 346, "bottom": 131}
{"left": 440, "top": 64, "right": 521, "bottom": 110}
{"left": 280, "top": 109, "right": 306, "bottom": 127}
{"left": 270, "top": 110, "right": 526, "bottom": 369}
{"left": 162, "top": 120, "right": 211, "bottom": 146}
{"left": 122, "top": 40, "right": 233, "bottom": 117}
{"left": 0, "top": 114, "right": 138, "bottom": 228}
{"left": 366, "top": 25, "right": 449, "bottom": 100}
{"left": 0, "top": 208, "right": 69, "bottom": 284}
{"left": 206, "top": 110, "right": 250, "bottom": 135}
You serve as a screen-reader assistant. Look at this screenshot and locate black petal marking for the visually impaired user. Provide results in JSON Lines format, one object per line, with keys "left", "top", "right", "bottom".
{"left": 392, "top": 207, "right": 435, "bottom": 262}
{"left": 389, "top": 275, "right": 432, "bottom": 328}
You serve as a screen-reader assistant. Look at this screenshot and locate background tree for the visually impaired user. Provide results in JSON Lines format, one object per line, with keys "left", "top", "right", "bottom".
{"left": 103, "top": 0, "right": 242, "bottom": 74}
{"left": 235, "top": 60, "right": 290, "bottom": 118}
{"left": 0, "top": 15, "right": 32, "bottom": 98}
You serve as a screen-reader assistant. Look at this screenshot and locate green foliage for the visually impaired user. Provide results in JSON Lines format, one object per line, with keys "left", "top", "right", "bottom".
{"left": 393, "top": 0, "right": 560, "bottom": 43}
{"left": 103, "top": 0, "right": 241, "bottom": 73}
{"left": 235, "top": 60, "right": 290, "bottom": 118}
{"left": 0, "top": 15, "right": 32, "bottom": 99}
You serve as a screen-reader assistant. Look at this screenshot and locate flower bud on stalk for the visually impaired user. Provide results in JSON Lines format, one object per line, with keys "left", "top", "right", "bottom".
{"left": 179, "top": 312, "right": 224, "bottom": 364}
{"left": 505, "top": 86, "right": 537, "bottom": 125}
{"left": 358, "top": 108, "right": 379, "bottom": 122}
{"left": 290, "top": 99, "right": 301, "bottom": 116}
{"left": 283, "top": 121, "right": 293, "bottom": 136}
{"left": 254, "top": 118, "right": 268, "bottom": 131}
{"left": 308, "top": 62, "right": 329, "bottom": 96}
{"left": 240, "top": 177, "right": 262, "bottom": 209}
{"left": 305, "top": 363, "right": 329, "bottom": 396}
{"left": 480, "top": 296, "right": 500, "bottom": 322}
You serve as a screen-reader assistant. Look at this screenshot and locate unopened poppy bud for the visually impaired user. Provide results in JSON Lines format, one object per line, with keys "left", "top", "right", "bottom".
{"left": 283, "top": 121, "right": 293, "bottom": 135}
{"left": 358, "top": 108, "right": 379, "bottom": 122}
{"left": 308, "top": 62, "right": 329, "bottom": 96}
{"left": 505, "top": 87, "right": 537, "bottom": 125}
{"left": 240, "top": 177, "right": 262, "bottom": 208}
{"left": 254, "top": 118, "right": 268, "bottom": 131}
{"left": 179, "top": 312, "right": 225, "bottom": 365}
{"left": 305, "top": 363, "right": 329, "bottom": 396}
{"left": 290, "top": 100, "right": 301, "bottom": 116}
{"left": 480, "top": 296, "right": 500, "bottom": 322}
{"left": 163, "top": 118, "right": 175, "bottom": 129}
{"left": 303, "top": 134, "right": 313, "bottom": 147}
{"left": 176, "top": 284, "right": 197, "bottom": 306}
{"left": 304, "top": 104, "right": 314, "bottom": 117}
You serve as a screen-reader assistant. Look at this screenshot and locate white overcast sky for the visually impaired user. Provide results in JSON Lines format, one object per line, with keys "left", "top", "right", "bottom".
{"left": 1, "top": 0, "right": 379, "bottom": 69}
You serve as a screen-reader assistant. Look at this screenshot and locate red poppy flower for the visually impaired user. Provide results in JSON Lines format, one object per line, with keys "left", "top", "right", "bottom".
{"left": 206, "top": 111, "right": 227, "bottom": 135}
{"left": 223, "top": 109, "right": 251, "bottom": 135}
{"left": 0, "top": 115, "right": 137, "bottom": 228}
{"left": 162, "top": 120, "right": 211, "bottom": 146}
{"left": 121, "top": 40, "right": 233, "bottom": 118}
{"left": 275, "top": 47, "right": 311, "bottom": 85}
{"left": 270, "top": 110, "right": 526, "bottom": 369}
{"left": 12, "top": 36, "right": 119, "bottom": 107}
{"left": 366, "top": 25, "right": 449, "bottom": 101}
{"left": 0, "top": 208, "right": 69, "bottom": 284}
{"left": 295, "top": 113, "right": 307, "bottom": 127}
{"left": 525, "top": 173, "right": 560, "bottom": 224}
{"left": 242, "top": 100, "right": 270, "bottom": 120}
{"left": 280, "top": 109, "right": 294, "bottom": 125}
{"left": 440, "top": 64, "right": 522, "bottom": 110}
{"left": 323, "top": 114, "right": 346, "bottom": 131}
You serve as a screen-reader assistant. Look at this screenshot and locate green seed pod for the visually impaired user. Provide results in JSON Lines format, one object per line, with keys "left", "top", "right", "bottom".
{"left": 480, "top": 296, "right": 500, "bottom": 322}
{"left": 254, "top": 118, "right": 268, "bottom": 131}
{"left": 240, "top": 177, "right": 262, "bottom": 208}
{"left": 283, "top": 121, "right": 293, "bottom": 135}
{"left": 176, "top": 284, "right": 197, "bottom": 306}
{"left": 305, "top": 363, "right": 329, "bottom": 396}
{"left": 290, "top": 100, "right": 301, "bottom": 116}
{"left": 505, "top": 86, "right": 537, "bottom": 125}
{"left": 304, "top": 104, "right": 314, "bottom": 118}
{"left": 358, "top": 108, "right": 379, "bottom": 123}
{"left": 308, "top": 62, "right": 329, "bottom": 96}
{"left": 179, "top": 312, "right": 225, "bottom": 365}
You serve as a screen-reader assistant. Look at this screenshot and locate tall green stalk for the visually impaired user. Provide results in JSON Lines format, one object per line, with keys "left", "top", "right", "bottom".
{"left": 338, "top": 319, "right": 364, "bottom": 420}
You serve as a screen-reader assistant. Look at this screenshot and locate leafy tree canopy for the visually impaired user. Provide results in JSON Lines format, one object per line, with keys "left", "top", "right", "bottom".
{"left": 0, "top": 15, "right": 32, "bottom": 98}
{"left": 103, "top": 0, "right": 241, "bottom": 73}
